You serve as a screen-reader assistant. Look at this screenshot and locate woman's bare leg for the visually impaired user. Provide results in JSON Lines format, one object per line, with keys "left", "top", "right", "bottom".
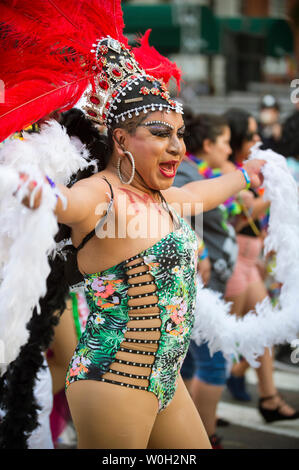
{"left": 47, "top": 301, "right": 78, "bottom": 394}
{"left": 226, "top": 291, "right": 250, "bottom": 376}
{"left": 227, "top": 281, "right": 272, "bottom": 380}
{"left": 147, "top": 375, "right": 211, "bottom": 449}
{"left": 66, "top": 380, "right": 158, "bottom": 449}
{"left": 191, "top": 379, "right": 224, "bottom": 437}
{"left": 183, "top": 378, "right": 194, "bottom": 396}
{"left": 242, "top": 280, "right": 268, "bottom": 315}
{"left": 243, "top": 281, "right": 275, "bottom": 392}
{"left": 242, "top": 281, "right": 297, "bottom": 415}
{"left": 226, "top": 291, "right": 247, "bottom": 318}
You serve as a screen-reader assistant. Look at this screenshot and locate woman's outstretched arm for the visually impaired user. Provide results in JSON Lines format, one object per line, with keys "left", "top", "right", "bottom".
{"left": 21, "top": 174, "right": 109, "bottom": 227}
{"left": 163, "top": 159, "right": 265, "bottom": 213}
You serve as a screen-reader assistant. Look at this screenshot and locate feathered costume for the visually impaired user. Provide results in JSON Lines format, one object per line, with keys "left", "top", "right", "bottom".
{"left": 0, "top": 0, "right": 181, "bottom": 141}
{"left": 192, "top": 144, "right": 299, "bottom": 367}
{"left": 0, "top": 0, "right": 183, "bottom": 448}
{"left": 0, "top": 0, "right": 299, "bottom": 449}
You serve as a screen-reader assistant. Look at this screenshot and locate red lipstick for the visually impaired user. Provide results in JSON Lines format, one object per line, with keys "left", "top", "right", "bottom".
{"left": 159, "top": 160, "right": 178, "bottom": 178}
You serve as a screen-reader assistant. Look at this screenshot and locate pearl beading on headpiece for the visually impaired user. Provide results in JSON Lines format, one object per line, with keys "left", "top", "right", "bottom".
{"left": 143, "top": 121, "right": 175, "bottom": 130}
{"left": 114, "top": 103, "right": 183, "bottom": 124}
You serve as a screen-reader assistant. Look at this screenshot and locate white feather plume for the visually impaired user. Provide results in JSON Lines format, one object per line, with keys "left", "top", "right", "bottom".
{"left": 0, "top": 120, "right": 94, "bottom": 374}
{"left": 0, "top": 120, "right": 96, "bottom": 184}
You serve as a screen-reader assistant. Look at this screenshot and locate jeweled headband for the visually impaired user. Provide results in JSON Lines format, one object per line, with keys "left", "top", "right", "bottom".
{"left": 82, "top": 37, "right": 183, "bottom": 127}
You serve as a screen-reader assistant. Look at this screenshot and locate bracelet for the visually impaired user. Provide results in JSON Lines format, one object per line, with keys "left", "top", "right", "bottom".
{"left": 45, "top": 175, "right": 56, "bottom": 188}
{"left": 238, "top": 167, "right": 251, "bottom": 190}
{"left": 198, "top": 238, "right": 205, "bottom": 252}
{"left": 199, "top": 246, "right": 209, "bottom": 261}
{"left": 45, "top": 175, "right": 59, "bottom": 200}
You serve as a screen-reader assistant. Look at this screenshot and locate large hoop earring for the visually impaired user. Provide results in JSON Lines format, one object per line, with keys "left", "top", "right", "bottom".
{"left": 117, "top": 150, "right": 135, "bottom": 185}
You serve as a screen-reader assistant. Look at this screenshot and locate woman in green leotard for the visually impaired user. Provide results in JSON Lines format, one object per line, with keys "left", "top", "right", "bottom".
{"left": 17, "top": 41, "right": 265, "bottom": 450}
{"left": 31, "top": 100, "right": 263, "bottom": 449}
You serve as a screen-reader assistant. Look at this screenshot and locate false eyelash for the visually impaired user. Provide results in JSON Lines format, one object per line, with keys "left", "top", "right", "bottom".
{"left": 150, "top": 130, "right": 185, "bottom": 139}
{"left": 147, "top": 126, "right": 185, "bottom": 139}
{"left": 148, "top": 129, "right": 171, "bottom": 137}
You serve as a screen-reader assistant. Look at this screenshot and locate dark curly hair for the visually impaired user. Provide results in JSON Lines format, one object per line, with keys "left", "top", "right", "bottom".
{"left": 270, "top": 110, "right": 299, "bottom": 159}
{"left": 223, "top": 108, "right": 252, "bottom": 162}
{"left": 183, "top": 108, "right": 228, "bottom": 155}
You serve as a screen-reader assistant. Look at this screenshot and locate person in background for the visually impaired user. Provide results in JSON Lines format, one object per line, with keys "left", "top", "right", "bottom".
{"left": 223, "top": 108, "right": 299, "bottom": 423}
{"left": 263, "top": 110, "right": 299, "bottom": 371}
{"left": 47, "top": 292, "right": 89, "bottom": 448}
{"left": 272, "top": 110, "right": 299, "bottom": 182}
{"left": 258, "top": 95, "right": 281, "bottom": 149}
{"left": 174, "top": 111, "right": 238, "bottom": 448}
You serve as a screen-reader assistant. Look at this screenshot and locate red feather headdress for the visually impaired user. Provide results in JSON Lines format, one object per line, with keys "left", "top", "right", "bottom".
{"left": 0, "top": 0, "right": 182, "bottom": 142}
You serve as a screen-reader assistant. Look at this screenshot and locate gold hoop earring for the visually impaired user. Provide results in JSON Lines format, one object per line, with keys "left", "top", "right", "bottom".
{"left": 117, "top": 150, "right": 135, "bottom": 184}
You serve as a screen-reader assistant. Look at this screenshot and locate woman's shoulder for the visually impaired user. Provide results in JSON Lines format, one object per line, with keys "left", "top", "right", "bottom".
{"left": 70, "top": 172, "right": 113, "bottom": 200}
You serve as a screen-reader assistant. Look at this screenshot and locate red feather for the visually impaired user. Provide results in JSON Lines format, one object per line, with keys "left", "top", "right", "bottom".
{"left": 0, "top": 0, "right": 127, "bottom": 142}
{"left": 0, "top": 2, "right": 182, "bottom": 143}
{"left": 1, "top": 77, "right": 90, "bottom": 139}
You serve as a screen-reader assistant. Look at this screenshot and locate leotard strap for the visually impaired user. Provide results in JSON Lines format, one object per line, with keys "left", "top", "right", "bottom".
{"left": 75, "top": 176, "right": 114, "bottom": 252}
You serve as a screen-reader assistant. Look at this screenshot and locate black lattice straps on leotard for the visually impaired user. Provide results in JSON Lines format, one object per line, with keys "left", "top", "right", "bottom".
{"left": 99, "top": 378, "right": 148, "bottom": 391}
{"left": 97, "top": 252, "right": 161, "bottom": 392}
{"left": 118, "top": 347, "right": 156, "bottom": 356}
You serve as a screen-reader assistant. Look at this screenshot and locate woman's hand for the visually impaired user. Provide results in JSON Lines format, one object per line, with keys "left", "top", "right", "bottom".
{"left": 238, "top": 189, "right": 255, "bottom": 209}
{"left": 243, "top": 159, "right": 266, "bottom": 189}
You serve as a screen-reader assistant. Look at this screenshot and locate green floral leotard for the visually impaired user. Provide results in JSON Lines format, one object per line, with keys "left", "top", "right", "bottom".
{"left": 65, "top": 214, "right": 198, "bottom": 411}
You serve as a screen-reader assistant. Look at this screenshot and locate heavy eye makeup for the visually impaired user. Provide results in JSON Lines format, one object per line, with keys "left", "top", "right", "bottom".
{"left": 143, "top": 124, "right": 185, "bottom": 139}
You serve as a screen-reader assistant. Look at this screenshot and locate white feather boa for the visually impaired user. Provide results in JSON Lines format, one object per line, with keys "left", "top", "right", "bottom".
{"left": 0, "top": 120, "right": 95, "bottom": 374}
{"left": 192, "top": 145, "right": 299, "bottom": 367}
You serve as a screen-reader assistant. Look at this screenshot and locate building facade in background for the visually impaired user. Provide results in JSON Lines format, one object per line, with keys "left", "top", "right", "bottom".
{"left": 122, "top": 0, "right": 295, "bottom": 98}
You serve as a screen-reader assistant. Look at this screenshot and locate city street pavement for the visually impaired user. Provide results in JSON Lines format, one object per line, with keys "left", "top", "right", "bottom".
{"left": 217, "top": 368, "right": 299, "bottom": 449}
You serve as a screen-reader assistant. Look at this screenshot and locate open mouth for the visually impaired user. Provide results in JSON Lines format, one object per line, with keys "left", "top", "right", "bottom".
{"left": 159, "top": 161, "right": 178, "bottom": 178}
